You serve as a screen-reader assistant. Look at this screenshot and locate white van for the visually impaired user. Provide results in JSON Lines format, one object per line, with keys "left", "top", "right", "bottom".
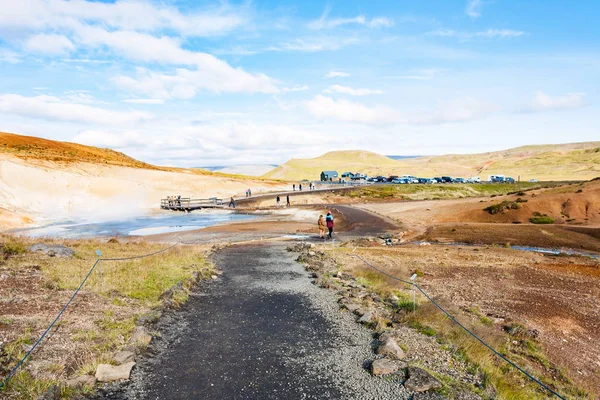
{"left": 467, "top": 176, "right": 481, "bottom": 183}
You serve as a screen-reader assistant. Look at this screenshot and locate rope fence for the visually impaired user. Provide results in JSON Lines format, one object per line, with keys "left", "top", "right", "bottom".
{"left": 350, "top": 253, "right": 565, "bottom": 400}
{"left": 0, "top": 237, "right": 201, "bottom": 391}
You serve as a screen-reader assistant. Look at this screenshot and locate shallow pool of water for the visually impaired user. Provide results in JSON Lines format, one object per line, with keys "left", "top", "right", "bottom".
{"left": 13, "top": 211, "right": 256, "bottom": 239}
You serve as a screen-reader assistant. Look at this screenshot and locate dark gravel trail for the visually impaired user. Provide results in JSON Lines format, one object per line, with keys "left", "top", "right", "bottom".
{"left": 98, "top": 243, "right": 409, "bottom": 399}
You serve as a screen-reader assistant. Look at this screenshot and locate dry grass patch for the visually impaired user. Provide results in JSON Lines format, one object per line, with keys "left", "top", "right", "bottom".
{"left": 326, "top": 245, "right": 594, "bottom": 399}
{"left": 0, "top": 235, "right": 214, "bottom": 399}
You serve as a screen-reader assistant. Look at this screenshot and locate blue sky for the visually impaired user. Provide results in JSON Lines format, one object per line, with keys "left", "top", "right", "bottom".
{"left": 0, "top": 0, "right": 598, "bottom": 166}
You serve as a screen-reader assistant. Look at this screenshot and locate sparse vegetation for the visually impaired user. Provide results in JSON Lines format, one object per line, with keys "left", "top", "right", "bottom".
{"left": 529, "top": 216, "right": 555, "bottom": 224}
{"left": 0, "top": 235, "right": 214, "bottom": 398}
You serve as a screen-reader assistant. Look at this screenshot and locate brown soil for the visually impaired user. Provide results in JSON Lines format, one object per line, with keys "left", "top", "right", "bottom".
{"left": 335, "top": 245, "right": 600, "bottom": 396}
{"left": 421, "top": 223, "right": 600, "bottom": 252}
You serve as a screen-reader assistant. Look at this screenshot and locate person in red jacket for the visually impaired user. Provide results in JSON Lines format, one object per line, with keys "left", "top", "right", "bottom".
{"left": 325, "top": 211, "right": 334, "bottom": 239}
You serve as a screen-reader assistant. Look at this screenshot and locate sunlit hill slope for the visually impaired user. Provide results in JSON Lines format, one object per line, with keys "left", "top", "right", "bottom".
{"left": 263, "top": 142, "right": 600, "bottom": 181}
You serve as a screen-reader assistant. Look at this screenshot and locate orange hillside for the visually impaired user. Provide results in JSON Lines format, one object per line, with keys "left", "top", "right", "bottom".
{"left": 0, "top": 131, "right": 161, "bottom": 170}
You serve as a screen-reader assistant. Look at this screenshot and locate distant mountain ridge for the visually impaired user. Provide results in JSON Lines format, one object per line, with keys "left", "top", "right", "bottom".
{"left": 262, "top": 142, "right": 600, "bottom": 181}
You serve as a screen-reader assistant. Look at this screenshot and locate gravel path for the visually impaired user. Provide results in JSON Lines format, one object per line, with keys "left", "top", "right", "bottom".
{"left": 97, "top": 243, "right": 411, "bottom": 399}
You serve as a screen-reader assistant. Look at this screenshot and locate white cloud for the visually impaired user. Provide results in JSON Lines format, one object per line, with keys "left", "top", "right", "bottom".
{"left": 428, "top": 29, "right": 526, "bottom": 40}
{"left": 0, "top": 49, "right": 21, "bottom": 63}
{"left": 283, "top": 85, "right": 309, "bottom": 92}
{"left": 0, "top": 94, "right": 152, "bottom": 125}
{"left": 326, "top": 70, "right": 350, "bottom": 78}
{"left": 531, "top": 91, "right": 585, "bottom": 111}
{"left": 24, "top": 33, "right": 74, "bottom": 55}
{"left": 0, "top": 3, "right": 275, "bottom": 95}
{"left": 270, "top": 37, "right": 360, "bottom": 52}
{"left": 306, "top": 95, "right": 397, "bottom": 125}
{"left": 121, "top": 98, "right": 165, "bottom": 105}
{"left": 465, "top": 0, "right": 483, "bottom": 18}
{"left": 112, "top": 66, "right": 278, "bottom": 100}
{"left": 323, "top": 85, "right": 383, "bottom": 96}
{"left": 308, "top": 6, "right": 394, "bottom": 30}
{"left": 410, "top": 97, "right": 496, "bottom": 124}
{"left": 476, "top": 29, "right": 526, "bottom": 38}
{"left": 306, "top": 95, "right": 495, "bottom": 126}
{"left": 71, "top": 122, "right": 339, "bottom": 166}
{"left": 0, "top": 0, "right": 244, "bottom": 37}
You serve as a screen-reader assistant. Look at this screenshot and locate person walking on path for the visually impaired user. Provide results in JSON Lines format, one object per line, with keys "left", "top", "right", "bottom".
{"left": 229, "top": 197, "right": 236, "bottom": 208}
{"left": 326, "top": 212, "right": 334, "bottom": 239}
{"left": 276, "top": 196, "right": 280, "bottom": 207}
{"left": 293, "top": 184, "right": 295, "bottom": 191}
{"left": 299, "top": 183, "right": 302, "bottom": 191}
{"left": 286, "top": 195, "right": 291, "bottom": 207}
{"left": 318, "top": 215, "right": 326, "bottom": 239}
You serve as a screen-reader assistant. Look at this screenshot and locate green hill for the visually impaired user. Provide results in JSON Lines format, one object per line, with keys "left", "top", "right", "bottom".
{"left": 263, "top": 142, "right": 600, "bottom": 181}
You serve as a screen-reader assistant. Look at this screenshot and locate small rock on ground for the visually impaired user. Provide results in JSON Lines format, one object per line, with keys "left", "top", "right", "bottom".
{"left": 404, "top": 367, "right": 442, "bottom": 392}
{"left": 377, "top": 336, "right": 406, "bottom": 360}
{"left": 66, "top": 374, "right": 97, "bottom": 388}
{"left": 95, "top": 362, "right": 136, "bottom": 382}
{"left": 113, "top": 350, "right": 135, "bottom": 364}
{"left": 370, "top": 358, "right": 406, "bottom": 376}
{"left": 28, "top": 244, "right": 75, "bottom": 258}
{"left": 130, "top": 326, "right": 151, "bottom": 347}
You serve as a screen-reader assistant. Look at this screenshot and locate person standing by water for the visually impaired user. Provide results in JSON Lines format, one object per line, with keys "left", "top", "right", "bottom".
{"left": 286, "top": 195, "right": 290, "bottom": 207}
{"left": 229, "top": 197, "right": 235, "bottom": 208}
{"left": 318, "top": 215, "right": 326, "bottom": 239}
{"left": 326, "top": 211, "right": 334, "bottom": 239}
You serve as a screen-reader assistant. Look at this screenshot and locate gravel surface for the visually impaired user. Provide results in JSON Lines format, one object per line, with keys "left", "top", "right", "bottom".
{"left": 95, "top": 243, "right": 411, "bottom": 399}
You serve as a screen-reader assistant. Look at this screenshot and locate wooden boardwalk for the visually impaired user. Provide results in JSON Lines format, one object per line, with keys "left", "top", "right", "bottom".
{"left": 161, "top": 197, "right": 226, "bottom": 212}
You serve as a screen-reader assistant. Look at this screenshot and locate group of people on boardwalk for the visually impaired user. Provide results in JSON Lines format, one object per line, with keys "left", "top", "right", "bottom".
{"left": 318, "top": 212, "right": 334, "bottom": 239}
{"left": 276, "top": 195, "right": 291, "bottom": 207}
{"left": 245, "top": 188, "right": 252, "bottom": 197}
{"left": 292, "top": 182, "right": 315, "bottom": 191}
{"left": 167, "top": 195, "right": 182, "bottom": 207}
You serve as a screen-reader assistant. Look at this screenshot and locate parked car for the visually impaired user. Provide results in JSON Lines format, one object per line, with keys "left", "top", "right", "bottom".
{"left": 528, "top": 179, "right": 538, "bottom": 183}
{"left": 489, "top": 175, "right": 505, "bottom": 182}
{"left": 432, "top": 177, "right": 443, "bottom": 184}
{"left": 400, "top": 175, "right": 419, "bottom": 184}
{"left": 392, "top": 178, "right": 410, "bottom": 184}
{"left": 466, "top": 176, "right": 481, "bottom": 183}
{"left": 417, "top": 178, "right": 433, "bottom": 184}
{"left": 376, "top": 176, "right": 387, "bottom": 182}
{"left": 387, "top": 175, "right": 399, "bottom": 182}
{"left": 440, "top": 176, "right": 453, "bottom": 183}
{"left": 454, "top": 177, "right": 465, "bottom": 183}
{"left": 505, "top": 177, "right": 515, "bottom": 183}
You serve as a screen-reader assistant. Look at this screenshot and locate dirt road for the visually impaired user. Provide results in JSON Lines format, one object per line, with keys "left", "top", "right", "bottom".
{"left": 98, "top": 244, "right": 410, "bottom": 399}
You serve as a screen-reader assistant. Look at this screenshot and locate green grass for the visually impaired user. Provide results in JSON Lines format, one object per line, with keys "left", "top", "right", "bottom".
{"left": 529, "top": 216, "right": 555, "bottom": 224}
{"left": 344, "top": 182, "right": 542, "bottom": 201}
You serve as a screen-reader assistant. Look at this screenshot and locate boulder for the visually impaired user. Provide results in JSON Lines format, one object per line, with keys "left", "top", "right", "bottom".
{"left": 66, "top": 374, "right": 96, "bottom": 388}
{"left": 28, "top": 244, "right": 75, "bottom": 258}
{"left": 130, "top": 326, "right": 152, "bottom": 347}
{"left": 370, "top": 358, "right": 406, "bottom": 376}
{"left": 95, "top": 362, "right": 136, "bottom": 382}
{"left": 358, "top": 311, "right": 374, "bottom": 324}
{"left": 377, "top": 336, "right": 405, "bottom": 360}
{"left": 113, "top": 350, "right": 135, "bottom": 364}
{"left": 404, "top": 367, "right": 442, "bottom": 392}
